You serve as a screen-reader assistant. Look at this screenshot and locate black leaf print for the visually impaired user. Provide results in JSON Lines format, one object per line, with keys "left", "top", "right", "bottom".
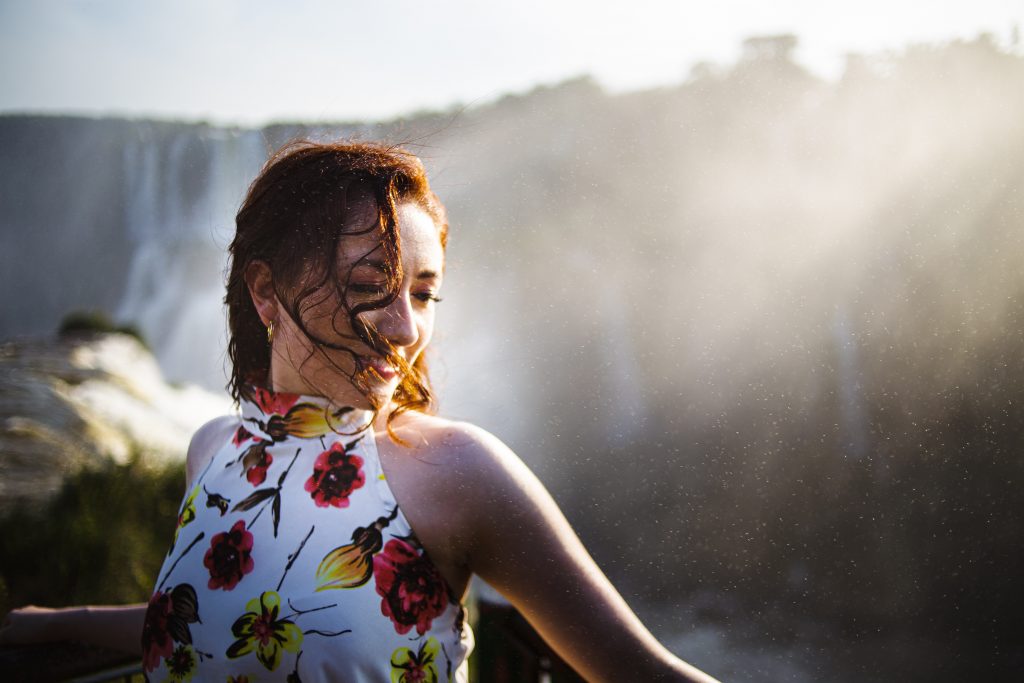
{"left": 157, "top": 532, "right": 206, "bottom": 592}
{"left": 277, "top": 526, "right": 316, "bottom": 592}
{"left": 204, "top": 486, "right": 230, "bottom": 515}
{"left": 170, "top": 584, "right": 200, "bottom": 623}
{"left": 166, "top": 617, "right": 192, "bottom": 645}
{"left": 272, "top": 493, "right": 282, "bottom": 537}
{"left": 233, "top": 449, "right": 301, "bottom": 537}
{"left": 287, "top": 650, "right": 304, "bottom": 683}
{"left": 232, "top": 488, "right": 277, "bottom": 512}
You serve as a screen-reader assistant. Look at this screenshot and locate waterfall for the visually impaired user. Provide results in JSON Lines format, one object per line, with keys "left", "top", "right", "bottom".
{"left": 115, "top": 127, "right": 267, "bottom": 389}
{"left": 832, "top": 303, "right": 868, "bottom": 459}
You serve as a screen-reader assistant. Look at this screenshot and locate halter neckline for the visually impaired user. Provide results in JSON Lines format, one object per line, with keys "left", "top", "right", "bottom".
{"left": 239, "top": 384, "right": 374, "bottom": 442}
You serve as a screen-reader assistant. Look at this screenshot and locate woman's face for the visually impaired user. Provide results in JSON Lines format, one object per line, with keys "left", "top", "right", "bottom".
{"left": 267, "top": 199, "right": 444, "bottom": 409}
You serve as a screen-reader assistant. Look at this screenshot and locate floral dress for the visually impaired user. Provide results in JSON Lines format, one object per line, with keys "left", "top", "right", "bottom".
{"left": 143, "top": 386, "right": 473, "bottom": 682}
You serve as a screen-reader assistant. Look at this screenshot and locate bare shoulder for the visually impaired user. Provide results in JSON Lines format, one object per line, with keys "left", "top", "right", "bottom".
{"left": 376, "top": 413, "right": 543, "bottom": 575}
{"left": 380, "top": 412, "right": 552, "bottom": 536}
{"left": 185, "top": 415, "right": 239, "bottom": 488}
{"left": 382, "top": 412, "right": 529, "bottom": 486}
{"left": 385, "top": 412, "right": 512, "bottom": 460}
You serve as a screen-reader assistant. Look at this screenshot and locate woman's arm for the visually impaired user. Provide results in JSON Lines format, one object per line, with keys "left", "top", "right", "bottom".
{"left": 0, "top": 416, "right": 239, "bottom": 653}
{"left": 410, "top": 420, "right": 722, "bottom": 683}
{"left": 0, "top": 604, "right": 145, "bottom": 655}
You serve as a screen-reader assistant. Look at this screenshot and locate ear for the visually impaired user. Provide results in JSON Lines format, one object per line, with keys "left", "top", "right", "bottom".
{"left": 245, "top": 260, "right": 279, "bottom": 326}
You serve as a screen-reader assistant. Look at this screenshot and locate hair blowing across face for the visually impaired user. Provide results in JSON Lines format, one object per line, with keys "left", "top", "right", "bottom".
{"left": 225, "top": 140, "right": 448, "bottom": 423}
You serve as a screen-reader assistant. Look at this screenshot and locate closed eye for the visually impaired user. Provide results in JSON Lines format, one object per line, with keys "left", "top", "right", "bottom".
{"left": 349, "top": 283, "right": 388, "bottom": 295}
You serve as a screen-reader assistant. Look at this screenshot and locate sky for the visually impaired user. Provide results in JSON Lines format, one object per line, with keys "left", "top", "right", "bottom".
{"left": 1, "top": 0, "right": 1021, "bottom": 126}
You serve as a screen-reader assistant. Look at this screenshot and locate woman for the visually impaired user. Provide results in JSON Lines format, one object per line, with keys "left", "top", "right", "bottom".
{"left": 1, "top": 141, "right": 720, "bottom": 682}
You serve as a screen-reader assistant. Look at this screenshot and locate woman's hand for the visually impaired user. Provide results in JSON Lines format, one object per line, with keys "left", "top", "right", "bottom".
{"left": 1, "top": 605, "right": 71, "bottom": 644}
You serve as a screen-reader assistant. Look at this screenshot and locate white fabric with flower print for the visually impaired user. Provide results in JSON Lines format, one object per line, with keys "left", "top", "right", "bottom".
{"left": 143, "top": 386, "right": 472, "bottom": 682}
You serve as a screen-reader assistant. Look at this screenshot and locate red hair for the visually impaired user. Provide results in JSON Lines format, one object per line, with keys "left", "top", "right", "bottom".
{"left": 225, "top": 140, "right": 448, "bottom": 429}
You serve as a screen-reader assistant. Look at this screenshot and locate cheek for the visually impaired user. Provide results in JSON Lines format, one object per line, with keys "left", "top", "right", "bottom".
{"left": 305, "top": 299, "right": 358, "bottom": 342}
{"left": 411, "top": 317, "right": 435, "bottom": 359}
{"left": 278, "top": 315, "right": 310, "bottom": 349}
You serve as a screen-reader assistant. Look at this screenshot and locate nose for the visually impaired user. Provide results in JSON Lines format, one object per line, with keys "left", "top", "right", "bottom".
{"left": 376, "top": 293, "right": 418, "bottom": 348}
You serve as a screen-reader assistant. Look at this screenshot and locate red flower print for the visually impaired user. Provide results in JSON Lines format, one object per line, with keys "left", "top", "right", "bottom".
{"left": 373, "top": 538, "right": 450, "bottom": 636}
{"left": 253, "top": 386, "right": 300, "bottom": 416}
{"left": 241, "top": 441, "right": 273, "bottom": 486}
{"left": 141, "top": 590, "right": 174, "bottom": 672}
{"left": 233, "top": 425, "right": 255, "bottom": 446}
{"left": 246, "top": 453, "right": 272, "bottom": 485}
{"left": 141, "top": 584, "right": 200, "bottom": 672}
{"left": 204, "top": 520, "right": 255, "bottom": 590}
{"left": 304, "top": 442, "right": 365, "bottom": 508}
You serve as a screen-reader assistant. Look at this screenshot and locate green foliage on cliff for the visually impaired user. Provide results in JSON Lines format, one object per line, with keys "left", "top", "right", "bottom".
{"left": 0, "top": 456, "right": 184, "bottom": 615}
{"left": 58, "top": 310, "right": 148, "bottom": 349}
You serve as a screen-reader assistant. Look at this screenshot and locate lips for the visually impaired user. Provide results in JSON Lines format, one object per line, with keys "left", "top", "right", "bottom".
{"left": 358, "top": 355, "right": 397, "bottom": 381}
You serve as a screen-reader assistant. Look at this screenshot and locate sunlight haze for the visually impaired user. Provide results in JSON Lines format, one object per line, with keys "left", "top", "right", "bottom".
{"left": 0, "top": 0, "right": 1020, "bottom": 125}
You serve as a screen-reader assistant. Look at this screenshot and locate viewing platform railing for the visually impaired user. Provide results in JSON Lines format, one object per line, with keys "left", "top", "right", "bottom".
{"left": 0, "top": 600, "right": 585, "bottom": 682}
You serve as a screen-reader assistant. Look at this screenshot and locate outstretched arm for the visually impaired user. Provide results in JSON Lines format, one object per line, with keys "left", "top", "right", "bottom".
{"left": 0, "top": 416, "right": 239, "bottom": 654}
{"left": 443, "top": 424, "right": 721, "bottom": 683}
{"left": 0, "top": 604, "right": 145, "bottom": 655}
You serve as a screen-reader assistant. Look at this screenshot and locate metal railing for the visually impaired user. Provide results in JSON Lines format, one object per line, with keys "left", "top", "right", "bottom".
{"left": 0, "top": 601, "right": 582, "bottom": 682}
{"left": 472, "top": 601, "right": 585, "bottom": 683}
{"left": 0, "top": 641, "right": 141, "bottom": 682}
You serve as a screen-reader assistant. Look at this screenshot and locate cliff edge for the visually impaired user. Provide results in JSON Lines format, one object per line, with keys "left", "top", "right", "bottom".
{"left": 0, "top": 332, "right": 231, "bottom": 512}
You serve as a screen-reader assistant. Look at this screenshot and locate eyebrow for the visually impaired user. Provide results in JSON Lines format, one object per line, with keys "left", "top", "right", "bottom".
{"left": 351, "top": 259, "right": 440, "bottom": 280}
{"left": 351, "top": 258, "right": 386, "bottom": 271}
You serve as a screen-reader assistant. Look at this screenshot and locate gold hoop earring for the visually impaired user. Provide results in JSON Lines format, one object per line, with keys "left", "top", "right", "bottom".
{"left": 266, "top": 321, "right": 275, "bottom": 344}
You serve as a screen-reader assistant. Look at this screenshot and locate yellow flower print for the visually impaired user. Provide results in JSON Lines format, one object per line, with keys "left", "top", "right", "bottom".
{"left": 226, "top": 591, "right": 303, "bottom": 672}
{"left": 173, "top": 484, "right": 200, "bottom": 544}
{"left": 164, "top": 643, "right": 197, "bottom": 682}
{"left": 390, "top": 637, "right": 441, "bottom": 683}
{"left": 316, "top": 538, "right": 374, "bottom": 590}
{"left": 315, "top": 509, "right": 399, "bottom": 591}
{"left": 280, "top": 403, "right": 362, "bottom": 439}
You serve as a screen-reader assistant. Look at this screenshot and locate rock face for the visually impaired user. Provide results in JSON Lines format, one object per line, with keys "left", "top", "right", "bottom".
{"left": 0, "top": 332, "right": 232, "bottom": 512}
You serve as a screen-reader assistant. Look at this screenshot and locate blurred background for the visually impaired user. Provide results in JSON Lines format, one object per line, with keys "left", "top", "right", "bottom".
{"left": 1, "top": 1, "right": 1023, "bottom": 681}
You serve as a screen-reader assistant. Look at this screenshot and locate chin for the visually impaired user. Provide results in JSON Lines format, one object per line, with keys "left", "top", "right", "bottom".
{"left": 368, "top": 385, "right": 401, "bottom": 410}
{"left": 344, "top": 374, "right": 399, "bottom": 411}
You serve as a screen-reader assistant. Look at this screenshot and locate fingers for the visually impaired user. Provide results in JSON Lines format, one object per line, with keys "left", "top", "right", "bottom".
{"left": 0, "top": 606, "right": 51, "bottom": 644}
{"left": 0, "top": 611, "right": 16, "bottom": 642}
